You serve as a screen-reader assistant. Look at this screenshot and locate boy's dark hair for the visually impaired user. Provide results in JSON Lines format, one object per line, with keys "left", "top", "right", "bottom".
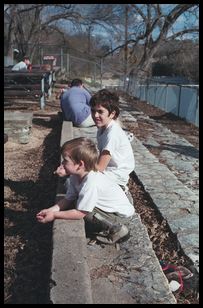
{"left": 23, "top": 56, "right": 30, "bottom": 61}
{"left": 71, "top": 79, "right": 83, "bottom": 87}
{"left": 89, "top": 89, "right": 120, "bottom": 119}
{"left": 61, "top": 137, "right": 98, "bottom": 172}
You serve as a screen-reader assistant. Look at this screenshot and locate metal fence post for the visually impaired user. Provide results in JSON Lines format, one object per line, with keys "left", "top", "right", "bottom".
{"left": 195, "top": 89, "right": 199, "bottom": 127}
{"left": 67, "top": 53, "right": 70, "bottom": 76}
{"left": 164, "top": 84, "right": 168, "bottom": 111}
{"left": 60, "top": 48, "right": 63, "bottom": 69}
{"left": 177, "top": 85, "right": 182, "bottom": 117}
{"left": 100, "top": 58, "right": 103, "bottom": 88}
{"left": 48, "top": 73, "right": 52, "bottom": 97}
{"left": 146, "top": 78, "right": 149, "bottom": 101}
{"left": 93, "top": 63, "right": 96, "bottom": 84}
{"left": 40, "top": 77, "right": 45, "bottom": 109}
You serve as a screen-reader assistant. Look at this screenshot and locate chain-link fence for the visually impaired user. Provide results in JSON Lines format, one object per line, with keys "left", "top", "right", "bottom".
{"left": 125, "top": 76, "right": 199, "bottom": 127}
{"left": 40, "top": 45, "right": 102, "bottom": 85}
{"left": 4, "top": 44, "right": 102, "bottom": 86}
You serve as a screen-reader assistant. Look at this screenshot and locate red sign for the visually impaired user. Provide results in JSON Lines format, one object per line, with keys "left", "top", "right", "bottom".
{"left": 43, "top": 56, "right": 55, "bottom": 60}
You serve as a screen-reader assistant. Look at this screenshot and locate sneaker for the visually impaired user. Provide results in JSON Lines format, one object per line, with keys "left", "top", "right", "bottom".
{"left": 96, "top": 225, "right": 130, "bottom": 245}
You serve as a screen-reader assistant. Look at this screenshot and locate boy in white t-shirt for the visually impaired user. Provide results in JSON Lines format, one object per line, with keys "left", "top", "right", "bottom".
{"left": 12, "top": 56, "right": 31, "bottom": 71}
{"left": 36, "top": 137, "right": 135, "bottom": 245}
{"left": 54, "top": 90, "right": 135, "bottom": 199}
{"left": 89, "top": 89, "right": 135, "bottom": 192}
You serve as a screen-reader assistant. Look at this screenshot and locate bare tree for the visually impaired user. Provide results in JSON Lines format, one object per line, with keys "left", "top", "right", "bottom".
{"left": 152, "top": 39, "right": 199, "bottom": 82}
{"left": 4, "top": 4, "right": 199, "bottom": 81}
{"left": 102, "top": 4, "right": 199, "bottom": 80}
{"left": 4, "top": 4, "right": 90, "bottom": 61}
{"left": 5, "top": 4, "right": 45, "bottom": 60}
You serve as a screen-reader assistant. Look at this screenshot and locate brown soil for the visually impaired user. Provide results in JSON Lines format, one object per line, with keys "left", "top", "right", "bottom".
{"left": 4, "top": 100, "right": 62, "bottom": 304}
{"left": 4, "top": 91, "right": 199, "bottom": 304}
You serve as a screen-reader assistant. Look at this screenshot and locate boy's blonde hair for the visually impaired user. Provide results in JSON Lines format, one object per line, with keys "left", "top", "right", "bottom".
{"left": 61, "top": 137, "right": 98, "bottom": 171}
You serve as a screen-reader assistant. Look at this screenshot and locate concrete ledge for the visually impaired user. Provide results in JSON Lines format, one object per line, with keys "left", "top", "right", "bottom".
{"left": 50, "top": 120, "right": 93, "bottom": 303}
{"left": 72, "top": 125, "right": 177, "bottom": 303}
{"left": 60, "top": 121, "right": 73, "bottom": 146}
{"left": 50, "top": 219, "right": 93, "bottom": 304}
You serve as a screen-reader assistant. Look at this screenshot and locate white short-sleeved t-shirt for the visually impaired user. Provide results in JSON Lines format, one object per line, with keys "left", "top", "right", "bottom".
{"left": 12, "top": 61, "right": 27, "bottom": 71}
{"left": 65, "top": 171, "right": 135, "bottom": 217}
{"left": 97, "top": 120, "right": 135, "bottom": 186}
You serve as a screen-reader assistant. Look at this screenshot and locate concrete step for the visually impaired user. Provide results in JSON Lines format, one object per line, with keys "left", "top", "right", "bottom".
{"left": 119, "top": 101, "right": 199, "bottom": 198}
{"left": 50, "top": 120, "right": 177, "bottom": 303}
{"left": 130, "top": 136, "right": 199, "bottom": 271}
{"left": 50, "top": 216, "right": 93, "bottom": 304}
{"left": 72, "top": 125, "right": 177, "bottom": 304}
{"left": 118, "top": 107, "right": 199, "bottom": 272}
{"left": 50, "top": 121, "right": 93, "bottom": 304}
{"left": 51, "top": 113, "right": 199, "bottom": 303}
{"left": 86, "top": 212, "right": 177, "bottom": 304}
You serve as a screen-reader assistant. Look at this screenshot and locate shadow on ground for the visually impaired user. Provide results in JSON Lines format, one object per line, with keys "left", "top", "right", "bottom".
{"left": 4, "top": 115, "right": 62, "bottom": 304}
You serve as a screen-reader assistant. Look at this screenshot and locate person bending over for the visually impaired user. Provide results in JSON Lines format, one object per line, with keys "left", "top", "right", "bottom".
{"left": 60, "top": 78, "right": 95, "bottom": 127}
{"left": 12, "top": 56, "right": 31, "bottom": 71}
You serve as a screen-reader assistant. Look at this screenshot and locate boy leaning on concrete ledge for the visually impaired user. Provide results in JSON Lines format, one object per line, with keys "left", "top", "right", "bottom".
{"left": 12, "top": 55, "right": 31, "bottom": 71}
{"left": 36, "top": 137, "right": 135, "bottom": 245}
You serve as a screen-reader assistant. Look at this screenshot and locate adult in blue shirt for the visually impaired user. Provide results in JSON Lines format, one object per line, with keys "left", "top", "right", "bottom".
{"left": 60, "top": 79, "right": 95, "bottom": 127}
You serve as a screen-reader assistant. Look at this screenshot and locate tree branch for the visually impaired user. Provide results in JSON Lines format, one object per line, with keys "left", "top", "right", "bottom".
{"left": 167, "top": 28, "right": 199, "bottom": 40}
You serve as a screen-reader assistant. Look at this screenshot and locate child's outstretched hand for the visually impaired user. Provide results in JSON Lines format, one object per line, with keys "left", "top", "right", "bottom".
{"left": 36, "top": 211, "right": 55, "bottom": 223}
{"left": 53, "top": 165, "right": 66, "bottom": 177}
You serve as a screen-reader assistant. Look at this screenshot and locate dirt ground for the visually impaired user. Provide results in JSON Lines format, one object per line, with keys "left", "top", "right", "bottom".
{"left": 4, "top": 91, "right": 199, "bottom": 304}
